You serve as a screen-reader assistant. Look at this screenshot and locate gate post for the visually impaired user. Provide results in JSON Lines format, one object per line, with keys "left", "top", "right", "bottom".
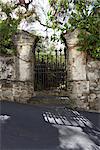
{"left": 64, "top": 29, "right": 89, "bottom": 109}
{"left": 14, "top": 31, "right": 36, "bottom": 102}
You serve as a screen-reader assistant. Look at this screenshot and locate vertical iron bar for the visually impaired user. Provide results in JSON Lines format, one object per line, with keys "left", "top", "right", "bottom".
{"left": 37, "top": 49, "right": 40, "bottom": 90}
{"left": 64, "top": 47, "right": 67, "bottom": 89}
{"left": 41, "top": 56, "right": 44, "bottom": 90}
{"left": 51, "top": 55, "right": 53, "bottom": 88}
{"left": 46, "top": 55, "right": 49, "bottom": 89}
{"left": 37, "top": 49, "right": 40, "bottom": 63}
{"left": 59, "top": 49, "right": 62, "bottom": 64}
{"left": 55, "top": 50, "right": 57, "bottom": 87}
{"left": 55, "top": 50, "right": 57, "bottom": 65}
{"left": 64, "top": 47, "right": 67, "bottom": 69}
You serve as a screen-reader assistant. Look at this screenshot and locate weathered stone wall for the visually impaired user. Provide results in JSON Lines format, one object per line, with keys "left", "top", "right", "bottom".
{"left": 71, "top": 59, "right": 100, "bottom": 111}
{"left": 87, "top": 60, "right": 100, "bottom": 110}
{"left": 0, "top": 80, "right": 34, "bottom": 103}
{"left": 65, "top": 30, "right": 100, "bottom": 111}
{"left": 0, "top": 56, "right": 15, "bottom": 80}
{"left": 0, "top": 31, "right": 36, "bottom": 103}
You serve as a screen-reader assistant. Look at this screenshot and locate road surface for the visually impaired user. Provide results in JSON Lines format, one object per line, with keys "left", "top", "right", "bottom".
{"left": 0, "top": 101, "right": 100, "bottom": 150}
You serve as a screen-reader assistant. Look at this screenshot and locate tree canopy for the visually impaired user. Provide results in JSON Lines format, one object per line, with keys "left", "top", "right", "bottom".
{"left": 0, "top": 0, "right": 99, "bottom": 59}
{"left": 0, "top": 1, "right": 19, "bottom": 55}
{"left": 0, "top": 0, "right": 37, "bottom": 55}
{"left": 48, "top": 0, "right": 100, "bottom": 59}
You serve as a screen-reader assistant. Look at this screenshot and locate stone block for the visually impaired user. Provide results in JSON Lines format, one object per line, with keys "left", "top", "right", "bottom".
{"left": 89, "top": 81, "right": 97, "bottom": 88}
{"left": 14, "top": 31, "right": 36, "bottom": 46}
{"left": 90, "top": 93, "right": 97, "bottom": 99}
{"left": 76, "top": 99, "right": 89, "bottom": 110}
{"left": 2, "top": 88, "right": 13, "bottom": 101}
{"left": 68, "top": 81, "right": 89, "bottom": 94}
{"left": 88, "top": 93, "right": 96, "bottom": 102}
{"left": 67, "top": 48, "right": 86, "bottom": 81}
{"left": 64, "top": 29, "right": 79, "bottom": 45}
{"left": 0, "top": 90, "right": 2, "bottom": 100}
{"left": 87, "top": 61, "right": 98, "bottom": 69}
{"left": 89, "top": 102, "right": 96, "bottom": 109}
{"left": 80, "top": 95, "right": 88, "bottom": 101}
{"left": 97, "top": 94, "right": 100, "bottom": 99}
{"left": 87, "top": 70, "right": 99, "bottom": 81}
{"left": 0, "top": 57, "right": 15, "bottom": 80}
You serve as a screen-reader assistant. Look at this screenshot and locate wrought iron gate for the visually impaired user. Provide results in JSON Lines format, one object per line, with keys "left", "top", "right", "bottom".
{"left": 34, "top": 48, "right": 67, "bottom": 91}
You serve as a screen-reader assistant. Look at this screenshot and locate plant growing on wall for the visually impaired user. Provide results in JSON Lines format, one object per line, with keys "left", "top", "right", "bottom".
{"left": 47, "top": 0, "right": 100, "bottom": 59}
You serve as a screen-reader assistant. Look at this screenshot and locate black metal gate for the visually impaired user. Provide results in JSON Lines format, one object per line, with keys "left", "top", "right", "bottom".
{"left": 34, "top": 48, "right": 67, "bottom": 91}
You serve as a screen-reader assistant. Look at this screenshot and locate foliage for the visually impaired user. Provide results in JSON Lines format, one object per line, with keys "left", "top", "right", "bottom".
{"left": 48, "top": 0, "right": 100, "bottom": 59}
{"left": 0, "top": 0, "right": 37, "bottom": 55}
{"left": 35, "top": 36, "right": 65, "bottom": 63}
{"left": 0, "top": 1, "right": 20, "bottom": 55}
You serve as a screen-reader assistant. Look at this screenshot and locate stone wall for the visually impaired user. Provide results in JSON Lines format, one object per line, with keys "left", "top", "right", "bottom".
{"left": 0, "top": 31, "right": 36, "bottom": 103}
{"left": 87, "top": 60, "right": 100, "bottom": 110}
{"left": 65, "top": 30, "right": 100, "bottom": 111}
{"left": 0, "top": 56, "right": 34, "bottom": 103}
{"left": 71, "top": 59, "right": 100, "bottom": 111}
{"left": 0, "top": 56, "right": 15, "bottom": 80}
{"left": 0, "top": 80, "right": 34, "bottom": 103}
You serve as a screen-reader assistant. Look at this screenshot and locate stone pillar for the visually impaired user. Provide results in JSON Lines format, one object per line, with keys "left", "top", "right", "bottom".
{"left": 14, "top": 31, "right": 36, "bottom": 102}
{"left": 64, "top": 29, "right": 89, "bottom": 109}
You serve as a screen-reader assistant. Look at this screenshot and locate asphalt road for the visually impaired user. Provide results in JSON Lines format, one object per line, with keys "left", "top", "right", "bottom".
{"left": 0, "top": 101, "right": 100, "bottom": 150}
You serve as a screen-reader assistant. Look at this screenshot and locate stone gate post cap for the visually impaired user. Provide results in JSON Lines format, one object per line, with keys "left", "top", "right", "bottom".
{"left": 64, "top": 29, "right": 79, "bottom": 45}
{"left": 14, "top": 30, "right": 37, "bottom": 45}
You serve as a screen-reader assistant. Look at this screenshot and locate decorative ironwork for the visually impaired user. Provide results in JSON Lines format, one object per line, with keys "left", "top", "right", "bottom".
{"left": 34, "top": 49, "right": 67, "bottom": 91}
